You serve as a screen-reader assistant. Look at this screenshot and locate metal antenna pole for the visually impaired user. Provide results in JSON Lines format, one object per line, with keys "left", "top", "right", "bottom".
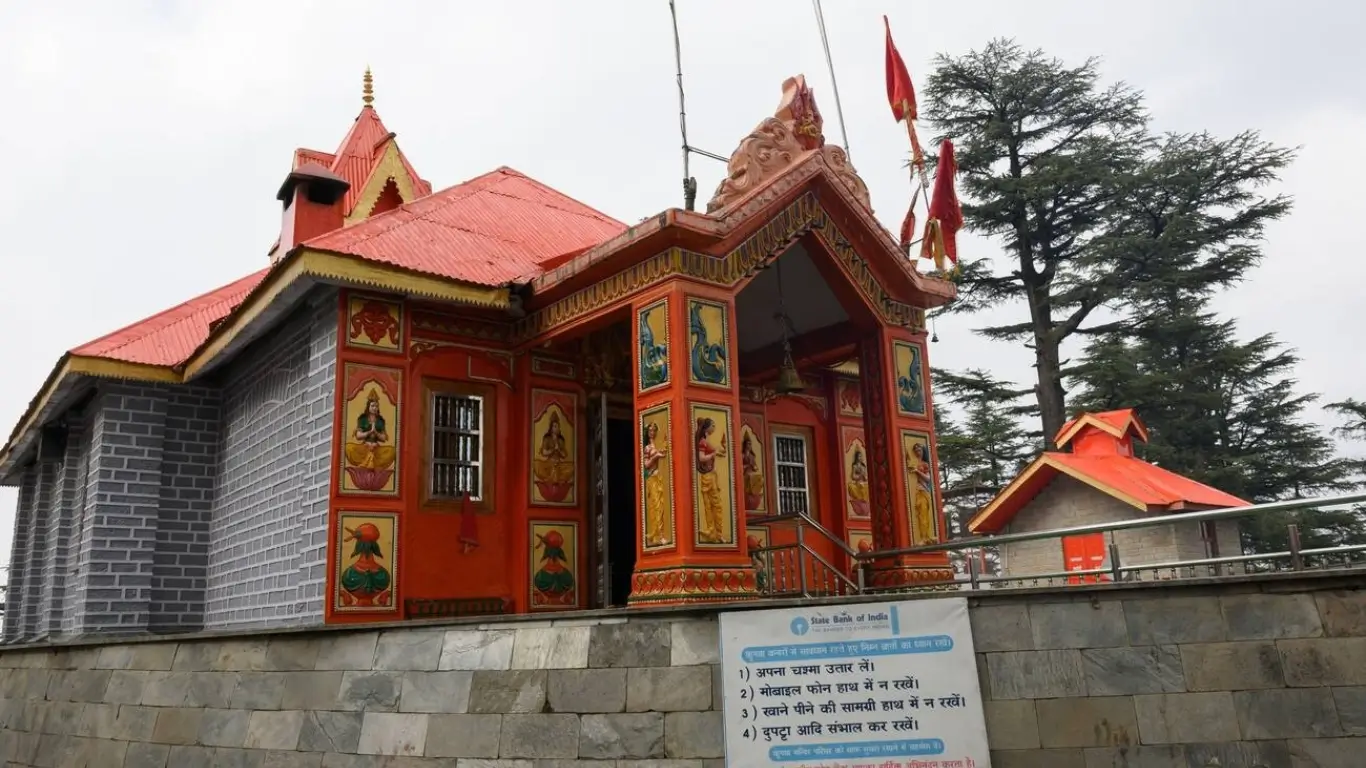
{"left": 812, "top": 0, "right": 851, "bottom": 159}
{"left": 669, "top": 0, "right": 698, "bottom": 210}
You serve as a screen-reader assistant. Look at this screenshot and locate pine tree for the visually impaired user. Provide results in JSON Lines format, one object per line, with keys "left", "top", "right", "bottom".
{"left": 1070, "top": 298, "right": 1364, "bottom": 558}
{"left": 924, "top": 40, "right": 1295, "bottom": 439}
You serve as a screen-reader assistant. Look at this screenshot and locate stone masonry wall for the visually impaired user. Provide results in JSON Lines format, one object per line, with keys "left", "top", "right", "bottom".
{"left": 0, "top": 572, "right": 1363, "bottom": 767}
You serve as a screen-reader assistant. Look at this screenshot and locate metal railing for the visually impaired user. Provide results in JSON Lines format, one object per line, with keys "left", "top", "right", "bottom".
{"left": 746, "top": 493, "right": 1366, "bottom": 598}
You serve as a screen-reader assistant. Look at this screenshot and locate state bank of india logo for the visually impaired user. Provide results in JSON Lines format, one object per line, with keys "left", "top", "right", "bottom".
{"left": 789, "top": 617, "right": 810, "bottom": 636}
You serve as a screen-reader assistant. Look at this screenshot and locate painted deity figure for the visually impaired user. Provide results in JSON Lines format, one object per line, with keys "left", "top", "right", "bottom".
{"left": 741, "top": 432, "right": 765, "bottom": 511}
{"left": 642, "top": 422, "right": 671, "bottom": 547}
{"left": 847, "top": 447, "right": 870, "bottom": 518}
{"left": 340, "top": 523, "right": 392, "bottom": 607}
{"left": 639, "top": 314, "right": 669, "bottom": 388}
{"left": 689, "top": 303, "right": 727, "bottom": 385}
{"left": 533, "top": 411, "right": 574, "bottom": 501}
{"left": 897, "top": 351, "right": 926, "bottom": 415}
{"left": 695, "top": 417, "right": 728, "bottom": 543}
{"left": 533, "top": 529, "right": 575, "bottom": 605}
{"left": 909, "top": 442, "right": 937, "bottom": 545}
{"left": 747, "top": 533, "right": 770, "bottom": 593}
{"left": 345, "top": 389, "right": 396, "bottom": 471}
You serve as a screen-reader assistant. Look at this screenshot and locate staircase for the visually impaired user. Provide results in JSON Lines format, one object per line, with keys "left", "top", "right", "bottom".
{"left": 747, "top": 512, "right": 863, "bottom": 598}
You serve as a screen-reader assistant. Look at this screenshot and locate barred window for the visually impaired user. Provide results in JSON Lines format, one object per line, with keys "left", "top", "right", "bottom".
{"left": 773, "top": 433, "right": 810, "bottom": 515}
{"left": 430, "top": 392, "right": 483, "bottom": 501}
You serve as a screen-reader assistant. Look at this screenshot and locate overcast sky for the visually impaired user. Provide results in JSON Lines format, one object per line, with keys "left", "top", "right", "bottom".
{"left": 2, "top": 1, "right": 1363, "bottom": 568}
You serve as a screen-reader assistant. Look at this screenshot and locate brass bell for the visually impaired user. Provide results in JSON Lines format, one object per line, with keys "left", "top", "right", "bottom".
{"left": 775, "top": 350, "right": 804, "bottom": 394}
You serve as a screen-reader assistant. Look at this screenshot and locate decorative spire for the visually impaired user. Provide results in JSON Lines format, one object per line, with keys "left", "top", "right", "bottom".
{"left": 362, "top": 66, "right": 374, "bottom": 107}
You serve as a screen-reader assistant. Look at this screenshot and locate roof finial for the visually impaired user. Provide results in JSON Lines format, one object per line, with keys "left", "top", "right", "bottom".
{"left": 362, "top": 66, "right": 374, "bottom": 107}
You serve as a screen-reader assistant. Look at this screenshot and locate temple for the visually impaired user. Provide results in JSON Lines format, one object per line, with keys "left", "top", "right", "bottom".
{"left": 0, "top": 72, "right": 955, "bottom": 640}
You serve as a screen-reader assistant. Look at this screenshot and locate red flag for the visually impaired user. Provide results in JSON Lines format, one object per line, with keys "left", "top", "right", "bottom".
{"left": 921, "top": 141, "right": 963, "bottom": 270}
{"left": 884, "top": 16, "right": 917, "bottom": 123}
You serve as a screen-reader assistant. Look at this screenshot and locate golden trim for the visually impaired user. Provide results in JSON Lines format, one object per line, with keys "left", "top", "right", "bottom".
{"left": 345, "top": 142, "right": 420, "bottom": 226}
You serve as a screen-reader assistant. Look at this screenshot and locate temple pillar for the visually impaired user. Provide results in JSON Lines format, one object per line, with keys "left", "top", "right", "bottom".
{"left": 858, "top": 325, "right": 952, "bottom": 587}
{"left": 628, "top": 280, "right": 757, "bottom": 605}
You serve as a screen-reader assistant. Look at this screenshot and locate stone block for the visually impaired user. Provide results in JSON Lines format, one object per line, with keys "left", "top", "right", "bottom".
{"left": 166, "top": 744, "right": 215, "bottom": 768}
{"left": 1288, "top": 737, "right": 1366, "bottom": 767}
{"left": 548, "top": 669, "right": 627, "bottom": 713}
{"left": 498, "top": 713, "right": 580, "bottom": 758}
{"left": 1081, "top": 646, "right": 1184, "bottom": 696}
{"left": 422, "top": 713, "right": 502, "bottom": 758}
{"left": 338, "top": 671, "right": 403, "bottom": 711}
{"left": 984, "top": 700, "right": 1040, "bottom": 751}
{"left": 1123, "top": 596, "right": 1226, "bottom": 645}
{"left": 85, "top": 738, "right": 129, "bottom": 768}
{"left": 315, "top": 632, "right": 380, "bottom": 671}
{"left": 169, "top": 643, "right": 217, "bottom": 672}
{"left": 1080, "top": 745, "right": 1183, "bottom": 767}
{"left": 450, "top": 761, "right": 533, "bottom": 768}
{"left": 512, "top": 627, "right": 591, "bottom": 670}
{"left": 232, "top": 671, "right": 287, "bottom": 709}
{"left": 1316, "top": 589, "right": 1366, "bottom": 637}
{"left": 45, "top": 700, "right": 85, "bottom": 735}
{"left": 626, "top": 666, "right": 713, "bottom": 712}
{"left": 104, "top": 704, "right": 157, "bottom": 742}
{"left": 141, "top": 672, "right": 192, "bottom": 707}
{"left": 1233, "top": 687, "right": 1342, "bottom": 739}
{"left": 198, "top": 708, "right": 251, "bottom": 748}
{"left": 357, "top": 712, "right": 430, "bottom": 757}
{"left": 468, "top": 669, "right": 547, "bottom": 713}
{"left": 589, "top": 622, "right": 671, "bottom": 668}
{"left": 440, "top": 630, "right": 515, "bottom": 671}
{"left": 76, "top": 703, "right": 118, "bottom": 739}
{"left": 94, "top": 644, "right": 177, "bottom": 671}
{"left": 1335, "top": 686, "right": 1366, "bottom": 736}
{"left": 712, "top": 665, "right": 723, "bottom": 711}
{"left": 985, "top": 650, "right": 1086, "bottom": 700}
{"left": 580, "top": 713, "right": 665, "bottom": 759}
{"left": 619, "top": 762, "right": 706, "bottom": 768}
{"left": 1036, "top": 696, "right": 1138, "bottom": 748}
{"left": 319, "top": 755, "right": 392, "bottom": 768}
{"left": 1221, "top": 593, "right": 1323, "bottom": 640}
{"left": 260, "top": 750, "right": 324, "bottom": 768}
{"left": 971, "top": 603, "right": 1034, "bottom": 652}
{"left": 152, "top": 708, "right": 203, "bottom": 745}
{"left": 48, "top": 669, "right": 113, "bottom": 703}
{"left": 244, "top": 709, "right": 304, "bottom": 750}
{"left": 1132, "top": 692, "right": 1239, "bottom": 744}
{"left": 1280, "top": 637, "right": 1366, "bottom": 687}
{"left": 375, "top": 630, "right": 445, "bottom": 672}
{"left": 1182, "top": 740, "right": 1292, "bottom": 768}
{"left": 182, "top": 671, "right": 238, "bottom": 708}
{"left": 988, "top": 749, "right": 1085, "bottom": 768}
{"left": 664, "top": 711, "right": 723, "bottom": 759}
{"left": 670, "top": 619, "right": 720, "bottom": 666}
{"left": 298, "top": 710, "right": 364, "bottom": 753}
{"left": 1028, "top": 601, "right": 1127, "bottom": 649}
{"left": 266, "top": 637, "right": 322, "bottom": 671}
{"left": 1180, "top": 641, "right": 1285, "bottom": 691}
{"left": 104, "top": 670, "right": 148, "bottom": 705}
{"left": 123, "top": 742, "right": 170, "bottom": 768}
{"left": 280, "top": 671, "right": 344, "bottom": 710}
{"left": 400, "top": 670, "right": 473, "bottom": 713}
{"left": 213, "top": 639, "right": 271, "bottom": 671}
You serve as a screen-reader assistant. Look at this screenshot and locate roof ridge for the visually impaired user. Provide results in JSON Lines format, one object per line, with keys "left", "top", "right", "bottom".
{"left": 493, "top": 166, "right": 626, "bottom": 227}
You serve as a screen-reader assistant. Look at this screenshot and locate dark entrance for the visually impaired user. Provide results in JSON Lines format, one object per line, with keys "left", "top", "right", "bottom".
{"left": 605, "top": 417, "right": 636, "bottom": 606}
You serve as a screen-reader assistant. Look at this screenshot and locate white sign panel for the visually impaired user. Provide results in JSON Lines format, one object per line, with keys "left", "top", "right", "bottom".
{"left": 720, "top": 598, "right": 990, "bottom": 768}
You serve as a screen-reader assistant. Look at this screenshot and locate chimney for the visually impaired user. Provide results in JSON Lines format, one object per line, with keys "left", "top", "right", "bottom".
{"left": 274, "top": 162, "right": 350, "bottom": 260}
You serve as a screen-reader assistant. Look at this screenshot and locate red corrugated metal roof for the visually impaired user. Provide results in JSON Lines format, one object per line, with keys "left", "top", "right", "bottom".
{"left": 1054, "top": 408, "right": 1148, "bottom": 448}
{"left": 325, "top": 107, "right": 432, "bottom": 213}
{"left": 71, "top": 270, "right": 268, "bottom": 367}
{"left": 305, "top": 166, "right": 628, "bottom": 286}
{"left": 1049, "top": 453, "right": 1249, "bottom": 509}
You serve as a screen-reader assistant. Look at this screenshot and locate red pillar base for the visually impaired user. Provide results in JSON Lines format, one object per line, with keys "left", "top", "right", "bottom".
{"left": 627, "top": 564, "right": 759, "bottom": 606}
{"left": 865, "top": 556, "right": 955, "bottom": 589}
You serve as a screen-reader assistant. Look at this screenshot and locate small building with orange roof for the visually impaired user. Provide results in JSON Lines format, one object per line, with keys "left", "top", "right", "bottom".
{"left": 1, "top": 72, "right": 957, "bottom": 641}
{"left": 967, "top": 409, "right": 1249, "bottom": 580}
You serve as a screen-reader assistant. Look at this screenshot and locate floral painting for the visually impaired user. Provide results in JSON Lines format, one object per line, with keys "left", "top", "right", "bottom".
{"left": 638, "top": 298, "right": 670, "bottom": 393}
{"left": 892, "top": 340, "right": 927, "bottom": 417}
{"left": 640, "top": 404, "right": 675, "bottom": 550}
{"left": 901, "top": 429, "right": 939, "bottom": 545}
{"left": 340, "top": 364, "right": 402, "bottom": 495}
{"left": 530, "top": 389, "right": 577, "bottom": 506}
{"left": 530, "top": 521, "right": 578, "bottom": 610}
{"left": 691, "top": 402, "right": 736, "bottom": 548}
{"left": 836, "top": 378, "right": 863, "bottom": 418}
{"left": 687, "top": 298, "right": 730, "bottom": 389}
{"left": 335, "top": 511, "right": 398, "bottom": 613}
{"left": 841, "top": 425, "right": 870, "bottom": 520}
{"left": 346, "top": 294, "right": 403, "bottom": 352}
{"left": 739, "top": 415, "right": 767, "bottom": 513}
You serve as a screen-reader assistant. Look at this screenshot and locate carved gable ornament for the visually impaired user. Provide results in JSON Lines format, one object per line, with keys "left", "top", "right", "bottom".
{"left": 706, "top": 75, "right": 871, "bottom": 214}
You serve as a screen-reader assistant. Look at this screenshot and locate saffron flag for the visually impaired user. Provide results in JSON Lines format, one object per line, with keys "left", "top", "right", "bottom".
{"left": 884, "top": 16, "right": 917, "bottom": 122}
{"left": 921, "top": 140, "right": 964, "bottom": 272}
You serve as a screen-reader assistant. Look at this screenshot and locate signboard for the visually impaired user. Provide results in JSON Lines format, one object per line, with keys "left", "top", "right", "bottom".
{"left": 719, "top": 598, "right": 990, "bottom": 768}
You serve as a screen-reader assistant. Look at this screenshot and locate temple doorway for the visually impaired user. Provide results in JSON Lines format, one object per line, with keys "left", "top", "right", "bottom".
{"left": 604, "top": 416, "right": 636, "bottom": 606}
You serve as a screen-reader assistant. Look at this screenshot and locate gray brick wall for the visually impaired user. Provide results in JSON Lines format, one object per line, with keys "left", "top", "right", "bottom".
{"left": 33, "top": 456, "right": 63, "bottom": 641}
{"left": 59, "top": 421, "right": 92, "bottom": 636}
{"left": 205, "top": 290, "right": 337, "bottom": 630}
{"left": 2, "top": 466, "right": 36, "bottom": 642}
{"left": 19, "top": 464, "right": 49, "bottom": 643}
{"left": 151, "top": 387, "right": 220, "bottom": 632}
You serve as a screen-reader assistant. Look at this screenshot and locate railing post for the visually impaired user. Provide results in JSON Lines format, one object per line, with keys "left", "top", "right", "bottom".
{"left": 1288, "top": 524, "right": 1303, "bottom": 571}
{"left": 1107, "top": 542, "right": 1122, "bottom": 582}
{"left": 796, "top": 524, "right": 809, "bottom": 597}
{"left": 856, "top": 557, "right": 866, "bottom": 593}
{"left": 967, "top": 551, "right": 980, "bottom": 590}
